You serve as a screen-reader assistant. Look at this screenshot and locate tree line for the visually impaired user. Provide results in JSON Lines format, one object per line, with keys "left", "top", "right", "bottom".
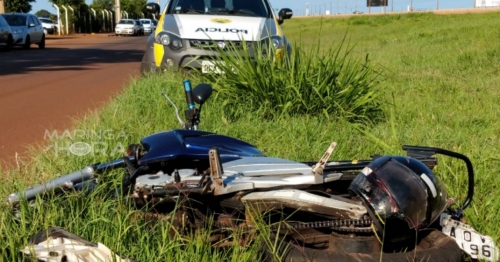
{"left": 5, "top": 0, "right": 153, "bottom": 34}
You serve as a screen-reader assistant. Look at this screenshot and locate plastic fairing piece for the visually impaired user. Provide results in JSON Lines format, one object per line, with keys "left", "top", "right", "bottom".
{"left": 21, "top": 226, "right": 135, "bottom": 262}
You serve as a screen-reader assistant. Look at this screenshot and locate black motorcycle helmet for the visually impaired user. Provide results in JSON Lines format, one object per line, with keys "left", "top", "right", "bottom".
{"left": 348, "top": 155, "right": 449, "bottom": 243}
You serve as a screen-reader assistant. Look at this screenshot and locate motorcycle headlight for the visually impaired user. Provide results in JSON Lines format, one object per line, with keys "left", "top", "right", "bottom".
{"left": 155, "top": 31, "right": 183, "bottom": 50}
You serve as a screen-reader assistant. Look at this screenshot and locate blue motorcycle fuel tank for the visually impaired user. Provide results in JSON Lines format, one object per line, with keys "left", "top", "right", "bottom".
{"left": 137, "top": 129, "right": 265, "bottom": 166}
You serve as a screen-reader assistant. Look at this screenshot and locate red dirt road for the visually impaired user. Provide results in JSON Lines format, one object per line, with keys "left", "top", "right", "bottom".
{"left": 0, "top": 34, "right": 147, "bottom": 170}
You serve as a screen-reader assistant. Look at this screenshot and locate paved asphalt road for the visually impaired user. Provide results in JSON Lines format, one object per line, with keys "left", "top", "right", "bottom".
{"left": 0, "top": 33, "right": 148, "bottom": 170}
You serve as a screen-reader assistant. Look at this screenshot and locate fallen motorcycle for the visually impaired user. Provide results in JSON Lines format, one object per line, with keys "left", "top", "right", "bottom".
{"left": 7, "top": 80, "right": 499, "bottom": 262}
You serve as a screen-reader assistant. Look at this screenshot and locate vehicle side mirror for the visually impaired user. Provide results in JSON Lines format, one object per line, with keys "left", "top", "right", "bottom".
{"left": 29, "top": 23, "right": 35, "bottom": 27}
{"left": 146, "top": 2, "right": 161, "bottom": 16}
{"left": 192, "top": 83, "right": 213, "bottom": 105}
{"left": 278, "top": 8, "right": 293, "bottom": 24}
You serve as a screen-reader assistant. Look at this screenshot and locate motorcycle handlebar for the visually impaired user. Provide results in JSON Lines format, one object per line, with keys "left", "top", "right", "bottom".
{"left": 6, "top": 157, "right": 134, "bottom": 208}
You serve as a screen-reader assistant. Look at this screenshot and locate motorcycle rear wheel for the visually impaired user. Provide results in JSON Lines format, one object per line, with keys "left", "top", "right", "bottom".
{"left": 261, "top": 230, "right": 464, "bottom": 262}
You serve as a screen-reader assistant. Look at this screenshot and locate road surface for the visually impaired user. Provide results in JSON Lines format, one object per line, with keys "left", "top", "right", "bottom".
{"left": 0, "top": 33, "right": 147, "bottom": 171}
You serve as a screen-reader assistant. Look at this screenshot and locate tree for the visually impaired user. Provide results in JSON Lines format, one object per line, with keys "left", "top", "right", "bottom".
{"left": 120, "top": 0, "right": 147, "bottom": 17}
{"left": 35, "top": 9, "right": 53, "bottom": 17}
{"left": 50, "top": 0, "right": 85, "bottom": 8}
{"left": 89, "top": 0, "right": 113, "bottom": 11}
{"left": 5, "top": 0, "right": 35, "bottom": 13}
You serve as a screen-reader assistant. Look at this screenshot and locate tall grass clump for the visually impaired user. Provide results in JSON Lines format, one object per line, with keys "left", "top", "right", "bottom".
{"left": 194, "top": 30, "right": 385, "bottom": 124}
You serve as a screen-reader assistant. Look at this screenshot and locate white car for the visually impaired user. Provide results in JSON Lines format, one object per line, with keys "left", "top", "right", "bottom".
{"left": 139, "top": 18, "right": 154, "bottom": 34}
{"left": 115, "top": 19, "right": 142, "bottom": 36}
{"left": 37, "top": 17, "right": 57, "bottom": 35}
{"left": 0, "top": 13, "right": 45, "bottom": 49}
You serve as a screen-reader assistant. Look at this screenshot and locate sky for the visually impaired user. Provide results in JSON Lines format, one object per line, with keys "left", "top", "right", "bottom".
{"left": 29, "top": 0, "right": 482, "bottom": 17}
{"left": 270, "top": 0, "right": 478, "bottom": 15}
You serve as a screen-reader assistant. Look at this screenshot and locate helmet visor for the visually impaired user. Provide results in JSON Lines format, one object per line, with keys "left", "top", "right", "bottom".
{"left": 373, "top": 159, "right": 428, "bottom": 229}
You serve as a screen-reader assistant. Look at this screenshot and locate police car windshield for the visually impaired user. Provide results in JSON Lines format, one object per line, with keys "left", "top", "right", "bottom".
{"left": 168, "top": 0, "right": 270, "bottom": 17}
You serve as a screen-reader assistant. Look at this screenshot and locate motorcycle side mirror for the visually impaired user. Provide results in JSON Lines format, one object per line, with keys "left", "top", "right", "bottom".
{"left": 192, "top": 83, "right": 213, "bottom": 105}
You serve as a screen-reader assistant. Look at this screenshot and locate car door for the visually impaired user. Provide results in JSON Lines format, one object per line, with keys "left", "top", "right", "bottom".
{"left": 135, "top": 20, "right": 141, "bottom": 33}
{"left": 34, "top": 16, "right": 44, "bottom": 40}
{"left": 27, "top": 15, "right": 42, "bottom": 43}
{"left": 0, "top": 16, "right": 9, "bottom": 45}
{"left": 33, "top": 15, "right": 44, "bottom": 41}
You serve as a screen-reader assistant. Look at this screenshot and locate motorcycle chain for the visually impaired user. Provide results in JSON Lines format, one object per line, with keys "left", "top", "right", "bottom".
{"left": 193, "top": 208, "right": 374, "bottom": 234}
{"left": 212, "top": 215, "right": 374, "bottom": 233}
{"left": 268, "top": 219, "right": 374, "bottom": 233}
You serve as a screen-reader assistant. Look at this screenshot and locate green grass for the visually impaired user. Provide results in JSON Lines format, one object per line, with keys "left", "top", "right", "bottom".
{"left": 1, "top": 11, "right": 500, "bottom": 261}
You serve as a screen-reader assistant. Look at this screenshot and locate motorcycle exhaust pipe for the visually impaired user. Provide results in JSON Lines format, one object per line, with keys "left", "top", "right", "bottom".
{"left": 6, "top": 165, "right": 96, "bottom": 207}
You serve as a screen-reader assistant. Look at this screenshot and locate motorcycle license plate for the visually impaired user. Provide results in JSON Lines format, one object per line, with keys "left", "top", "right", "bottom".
{"left": 440, "top": 213, "right": 499, "bottom": 261}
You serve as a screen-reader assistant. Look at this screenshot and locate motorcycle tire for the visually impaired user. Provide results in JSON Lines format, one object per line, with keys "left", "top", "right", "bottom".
{"left": 260, "top": 230, "right": 464, "bottom": 262}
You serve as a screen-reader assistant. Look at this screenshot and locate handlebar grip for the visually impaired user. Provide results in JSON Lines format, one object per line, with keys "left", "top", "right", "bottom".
{"left": 183, "top": 80, "right": 196, "bottom": 109}
{"left": 6, "top": 165, "right": 96, "bottom": 207}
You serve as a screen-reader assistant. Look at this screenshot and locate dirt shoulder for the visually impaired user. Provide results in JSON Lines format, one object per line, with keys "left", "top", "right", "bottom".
{"left": 0, "top": 34, "right": 147, "bottom": 171}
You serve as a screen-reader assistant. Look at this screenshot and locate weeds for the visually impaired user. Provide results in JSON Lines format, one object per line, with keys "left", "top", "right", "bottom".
{"left": 195, "top": 26, "right": 385, "bottom": 124}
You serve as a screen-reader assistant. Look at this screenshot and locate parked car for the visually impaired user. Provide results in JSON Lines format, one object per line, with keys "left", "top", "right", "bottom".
{"left": 115, "top": 19, "right": 142, "bottom": 36}
{"left": 0, "top": 14, "right": 13, "bottom": 51}
{"left": 0, "top": 13, "right": 45, "bottom": 49}
{"left": 151, "top": 20, "right": 158, "bottom": 32}
{"left": 37, "top": 17, "right": 57, "bottom": 35}
{"left": 139, "top": 18, "right": 154, "bottom": 34}
{"left": 135, "top": 20, "right": 145, "bottom": 35}
{"left": 140, "top": 0, "right": 293, "bottom": 74}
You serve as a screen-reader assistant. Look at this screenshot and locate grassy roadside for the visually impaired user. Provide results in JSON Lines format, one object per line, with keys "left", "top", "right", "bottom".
{"left": 1, "top": 11, "right": 500, "bottom": 261}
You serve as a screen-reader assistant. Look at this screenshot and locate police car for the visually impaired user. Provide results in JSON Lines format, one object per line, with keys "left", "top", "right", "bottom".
{"left": 140, "top": 0, "right": 293, "bottom": 75}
